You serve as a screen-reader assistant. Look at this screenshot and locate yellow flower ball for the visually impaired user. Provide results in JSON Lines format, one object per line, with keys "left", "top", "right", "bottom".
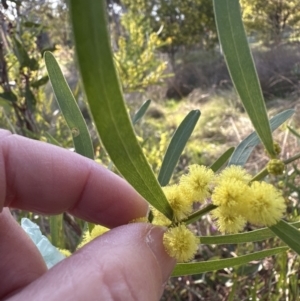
{"left": 179, "top": 164, "right": 214, "bottom": 203}
{"left": 212, "top": 207, "right": 246, "bottom": 234}
{"left": 246, "top": 181, "right": 286, "bottom": 227}
{"left": 163, "top": 185, "right": 193, "bottom": 222}
{"left": 163, "top": 224, "right": 199, "bottom": 262}
{"left": 216, "top": 165, "right": 251, "bottom": 184}
{"left": 212, "top": 179, "right": 252, "bottom": 216}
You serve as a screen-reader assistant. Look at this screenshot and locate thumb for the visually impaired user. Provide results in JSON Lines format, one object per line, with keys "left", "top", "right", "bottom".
{"left": 7, "top": 223, "right": 176, "bottom": 301}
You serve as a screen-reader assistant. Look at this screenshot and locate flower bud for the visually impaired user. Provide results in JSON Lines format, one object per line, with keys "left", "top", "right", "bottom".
{"left": 267, "top": 159, "right": 285, "bottom": 175}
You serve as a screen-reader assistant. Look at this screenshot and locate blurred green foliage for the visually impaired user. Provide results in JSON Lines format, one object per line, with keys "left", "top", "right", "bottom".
{"left": 241, "top": 0, "right": 300, "bottom": 44}
{"left": 0, "top": 15, "right": 46, "bottom": 136}
{"left": 114, "top": 9, "right": 170, "bottom": 91}
{"left": 0, "top": 0, "right": 73, "bottom": 146}
{"left": 122, "top": 0, "right": 217, "bottom": 67}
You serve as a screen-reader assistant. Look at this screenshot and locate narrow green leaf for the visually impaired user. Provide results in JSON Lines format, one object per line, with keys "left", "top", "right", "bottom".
{"left": 172, "top": 247, "right": 287, "bottom": 276}
{"left": 13, "top": 36, "right": 32, "bottom": 69}
{"left": 210, "top": 147, "right": 235, "bottom": 172}
{"left": 88, "top": 222, "right": 95, "bottom": 233}
{"left": 184, "top": 204, "right": 217, "bottom": 225}
{"left": 270, "top": 220, "right": 300, "bottom": 255}
{"left": 200, "top": 221, "right": 300, "bottom": 245}
{"left": 0, "top": 98, "right": 12, "bottom": 112}
{"left": 229, "top": 109, "right": 294, "bottom": 166}
{"left": 132, "top": 99, "right": 151, "bottom": 125}
{"left": 69, "top": 1, "right": 173, "bottom": 219}
{"left": 250, "top": 168, "right": 269, "bottom": 182}
{"left": 44, "top": 132, "right": 62, "bottom": 147}
{"left": 0, "top": 91, "right": 17, "bottom": 102}
{"left": 158, "top": 110, "right": 200, "bottom": 186}
{"left": 287, "top": 126, "right": 300, "bottom": 139}
{"left": 45, "top": 52, "right": 94, "bottom": 160}
{"left": 49, "top": 214, "right": 65, "bottom": 248}
{"left": 98, "top": 102, "right": 151, "bottom": 172}
{"left": 23, "top": 21, "right": 43, "bottom": 28}
{"left": 284, "top": 152, "right": 300, "bottom": 165}
{"left": 25, "top": 81, "right": 37, "bottom": 112}
{"left": 213, "top": 0, "right": 274, "bottom": 156}
{"left": 31, "top": 75, "right": 49, "bottom": 88}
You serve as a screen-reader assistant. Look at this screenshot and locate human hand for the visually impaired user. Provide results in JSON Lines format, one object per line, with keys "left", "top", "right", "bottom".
{"left": 0, "top": 130, "right": 175, "bottom": 301}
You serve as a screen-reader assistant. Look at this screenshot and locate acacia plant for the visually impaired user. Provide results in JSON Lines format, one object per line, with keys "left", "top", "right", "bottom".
{"left": 114, "top": 9, "right": 169, "bottom": 91}
{"left": 41, "top": 0, "right": 300, "bottom": 282}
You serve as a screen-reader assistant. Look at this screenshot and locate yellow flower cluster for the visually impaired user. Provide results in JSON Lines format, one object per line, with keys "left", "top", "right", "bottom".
{"left": 156, "top": 165, "right": 214, "bottom": 262}
{"left": 159, "top": 164, "right": 286, "bottom": 262}
{"left": 153, "top": 164, "right": 214, "bottom": 226}
{"left": 71, "top": 165, "right": 286, "bottom": 264}
{"left": 211, "top": 166, "right": 286, "bottom": 233}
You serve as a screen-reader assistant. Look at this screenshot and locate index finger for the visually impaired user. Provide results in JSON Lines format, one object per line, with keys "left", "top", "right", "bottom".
{"left": 0, "top": 130, "right": 148, "bottom": 228}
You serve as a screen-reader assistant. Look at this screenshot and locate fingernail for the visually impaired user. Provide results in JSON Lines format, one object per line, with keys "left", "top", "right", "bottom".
{"left": 146, "top": 226, "right": 176, "bottom": 283}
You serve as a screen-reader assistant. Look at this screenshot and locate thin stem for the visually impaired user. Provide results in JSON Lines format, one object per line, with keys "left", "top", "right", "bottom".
{"left": 183, "top": 204, "right": 217, "bottom": 225}
{"left": 250, "top": 152, "right": 300, "bottom": 182}
{"left": 284, "top": 152, "right": 300, "bottom": 165}
{"left": 250, "top": 168, "right": 268, "bottom": 182}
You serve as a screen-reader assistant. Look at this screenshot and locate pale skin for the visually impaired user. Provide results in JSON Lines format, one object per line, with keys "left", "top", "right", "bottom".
{"left": 0, "top": 129, "right": 176, "bottom": 301}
